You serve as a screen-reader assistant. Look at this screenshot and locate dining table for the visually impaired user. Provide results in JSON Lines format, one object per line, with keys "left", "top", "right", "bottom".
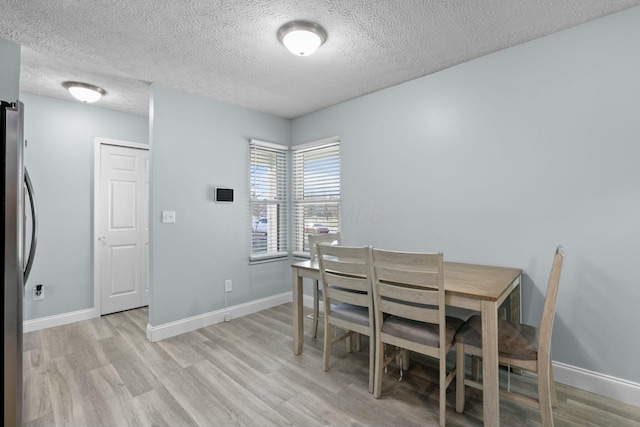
{"left": 291, "top": 258, "right": 522, "bottom": 427}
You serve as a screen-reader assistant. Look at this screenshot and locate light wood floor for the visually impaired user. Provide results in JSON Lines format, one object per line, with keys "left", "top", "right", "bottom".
{"left": 23, "top": 304, "right": 640, "bottom": 427}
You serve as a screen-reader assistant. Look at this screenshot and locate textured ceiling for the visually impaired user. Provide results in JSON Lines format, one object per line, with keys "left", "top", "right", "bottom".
{"left": 2, "top": 1, "right": 640, "bottom": 119}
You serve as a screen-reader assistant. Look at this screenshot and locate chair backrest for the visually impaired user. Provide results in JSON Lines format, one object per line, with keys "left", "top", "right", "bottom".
{"left": 308, "top": 232, "right": 342, "bottom": 262}
{"left": 538, "top": 245, "right": 566, "bottom": 361}
{"left": 317, "top": 244, "right": 372, "bottom": 311}
{"left": 370, "top": 248, "right": 445, "bottom": 341}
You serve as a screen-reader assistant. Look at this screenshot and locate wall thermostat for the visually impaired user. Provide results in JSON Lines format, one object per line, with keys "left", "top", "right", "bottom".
{"left": 215, "top": 188, "right": 234, "bottom": 203}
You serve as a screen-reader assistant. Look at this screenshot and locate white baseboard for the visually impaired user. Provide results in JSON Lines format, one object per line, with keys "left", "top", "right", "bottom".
{"left": 146, "top": 291, "right": 292, "bottom": 342}
{"left": 23, "top": 308, "right": 98, "bottom": 333}
{"left": 553, "top": 361, "right": 640, "bottom": 408}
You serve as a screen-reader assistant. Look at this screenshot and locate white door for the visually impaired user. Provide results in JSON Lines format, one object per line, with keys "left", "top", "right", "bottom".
{"left": 99, "top": 144, "right": 149, "bottom": 315}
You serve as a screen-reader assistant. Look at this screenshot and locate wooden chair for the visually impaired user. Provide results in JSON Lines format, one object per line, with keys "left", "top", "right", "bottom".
{"left": 455, "top": 245, "right": 566, "bottom": 427}
{"left": 308, "top": 232, "right": 342, "bottom": 338}
{"left": 370, "top": 248, "right": 463, "bottom": 427}
{"left": 317, "top": 244, "right": 375, "bottom": 393}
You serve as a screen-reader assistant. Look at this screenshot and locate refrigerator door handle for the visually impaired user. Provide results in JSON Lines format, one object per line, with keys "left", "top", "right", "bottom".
{"left": 24, "top": 167, "right": 37, "bottom": 284}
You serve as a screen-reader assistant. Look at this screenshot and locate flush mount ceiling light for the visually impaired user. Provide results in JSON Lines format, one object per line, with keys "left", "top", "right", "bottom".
{"left": 62, "top": 81, "right": 106, "bottom": 103}
{"left": 277, "top": 21, "right": 327, "bottom": 56}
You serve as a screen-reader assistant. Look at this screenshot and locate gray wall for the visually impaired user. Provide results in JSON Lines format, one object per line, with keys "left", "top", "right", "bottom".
{"left": 20, "top": 92, "right": 148, "bottom": 320}
{"left": 291, "top": 7, "right": 640, "bottom": 383}
{"left": 0, "top": 38, "right": 20, "bottom": 101}
{"left": 149, "top": 84, "right": 290, "bottom": 327}
{"left": 8, "top": 6, "right": 639, "bottom": 387}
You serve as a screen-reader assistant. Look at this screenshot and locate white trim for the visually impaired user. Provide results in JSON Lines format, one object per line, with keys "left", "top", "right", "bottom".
{"left": 249, "top": 138, "right": 288, "bottom": 151}
{"left": 93, "top": 137, "right": 149, "bottom": 316}
{"left": 95, "top": 137, "right": 149, "bottom": 150}
{"left": 249, "top": 252, "right": 289, "bottom": 263}
{"left": 291, "top": 136, "right": 339, "bottom": 152}
{"left": 23, "top": 308, "right": 98, "bottom": 333}
{"left": 553, "top": 361, "right": 640, "bottom": 408}
{"left": 146, "top": 292, "right": 292, "bottom": 342}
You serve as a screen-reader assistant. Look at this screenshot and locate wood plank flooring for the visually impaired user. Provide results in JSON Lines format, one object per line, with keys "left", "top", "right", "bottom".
{"left": 22, "top": 304, "right": 640, "bottom": 426}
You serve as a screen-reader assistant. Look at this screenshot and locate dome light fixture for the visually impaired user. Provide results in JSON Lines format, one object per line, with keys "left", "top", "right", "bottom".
{"left": 278, "top": 21, "right": 327, "bottom": 56}
{"left": 62, "top": 81, "right": 106, "bottom": 103}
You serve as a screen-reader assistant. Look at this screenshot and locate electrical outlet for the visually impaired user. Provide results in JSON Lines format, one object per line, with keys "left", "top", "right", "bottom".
{"left": 225, "top": 279, "right": 232, "bottom": 293}
{"left": 33, "top": 285, "right": 44, "bottom": 301}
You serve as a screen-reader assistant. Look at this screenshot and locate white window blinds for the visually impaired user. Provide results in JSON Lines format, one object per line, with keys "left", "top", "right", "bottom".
{"left": 249, "top": 139, "right": 288, "bottom": 260}
{"left": 292, "top": 137, "right": 340, "bottom": 255}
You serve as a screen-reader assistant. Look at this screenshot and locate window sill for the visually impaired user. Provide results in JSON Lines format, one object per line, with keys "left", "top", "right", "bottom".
{"left": 249, "top": 253, "right": 289, "bottom": 265}
{"left": 291, "top": 251, "right": 311, "bottom": 260}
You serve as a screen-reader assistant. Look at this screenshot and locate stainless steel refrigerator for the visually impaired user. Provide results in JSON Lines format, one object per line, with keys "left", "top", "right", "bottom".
{"left": 2, "top": 100, "right": 37, "bottom": 427}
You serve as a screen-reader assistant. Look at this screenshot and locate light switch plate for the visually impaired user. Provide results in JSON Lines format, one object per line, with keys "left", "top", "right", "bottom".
{"left": 161, "top": 210, "right": 176, "bottom": 223}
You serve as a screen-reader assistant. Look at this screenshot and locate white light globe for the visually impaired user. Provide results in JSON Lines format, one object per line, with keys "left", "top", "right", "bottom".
{"left": 68, "top": 86, "right": 103, "bottom": 103}
{"left": 62, "top": 81, "right": 106, "bottom": 103}
{"left": 278, "top": 21, "right": 327, "bottom": 57}
{"left": 283, "top": 30, "right": 322, "bottom": 56}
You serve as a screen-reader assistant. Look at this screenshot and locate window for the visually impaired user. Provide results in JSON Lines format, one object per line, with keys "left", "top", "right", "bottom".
{"left": 292, "top": 137, "right": 340, "bottom": 255}
{"left": 249, "top": 139, "right": 288, "bottom": 260}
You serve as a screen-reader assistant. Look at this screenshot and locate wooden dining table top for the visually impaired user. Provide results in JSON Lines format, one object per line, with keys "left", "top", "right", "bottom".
{"left": 442, "top": 261, "right": 522, "bottom": 301}
{"left": 291, "top": 259, "right": 522, "bottom": 302}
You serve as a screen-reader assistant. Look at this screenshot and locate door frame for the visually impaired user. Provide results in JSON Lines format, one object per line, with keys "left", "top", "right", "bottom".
{"left": 93, "top": 137, "right": 149, "bottom": 315}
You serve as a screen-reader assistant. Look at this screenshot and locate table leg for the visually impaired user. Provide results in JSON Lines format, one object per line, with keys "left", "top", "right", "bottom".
{"left": 481, "top": 300, "right": 500, "bottom": 427}
{"left": 509, "top": 277, "right": 521, "bottom": 323}
{"left": 292, "top": 270, "right": 304, "bottom": 354}
{"left": 509, "top": 276, "right": 523, "bottom": 375}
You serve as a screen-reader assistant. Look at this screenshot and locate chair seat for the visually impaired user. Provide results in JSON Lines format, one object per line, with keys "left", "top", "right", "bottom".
{"left": 382, "top": 315, "right": 464, "bottom": 348}
{"left": 455, "top": 315, "right": 539, "bottom": 360}
{"left": 331, "top": 303, "right": 370, "bottom": 327}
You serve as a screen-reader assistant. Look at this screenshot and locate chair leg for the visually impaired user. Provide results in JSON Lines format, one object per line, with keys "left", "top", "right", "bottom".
{"left": 312, "top": 280, "right": 320, "bottom": 338}
{"left": 471, "top": 355, "right": 480, "bottom": 381}
{"left": 373, "top": 338, "right": 385, "bottom": 398}
{"left": 440, "top": 356, "right": 447, "bottom": 427}
{"left": 323, "top": 320, "right": 331, "bottom": 372}
{"left": 456, "top": 343, "right": 466, "bottom": 414}
{"left": 538, "top": 360, "right": 555, "bottom": 427}
{"left": 368, "top": 332, "right": 375, "bottom": 394}
{"left": 549, "top": 360, "right": 558, "bottom": 407}
{"left": 354, "top": 333, "right": 361, "bottom": 352}
{"left": 401, "top": 348, "right": 410, "bottom": 370}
